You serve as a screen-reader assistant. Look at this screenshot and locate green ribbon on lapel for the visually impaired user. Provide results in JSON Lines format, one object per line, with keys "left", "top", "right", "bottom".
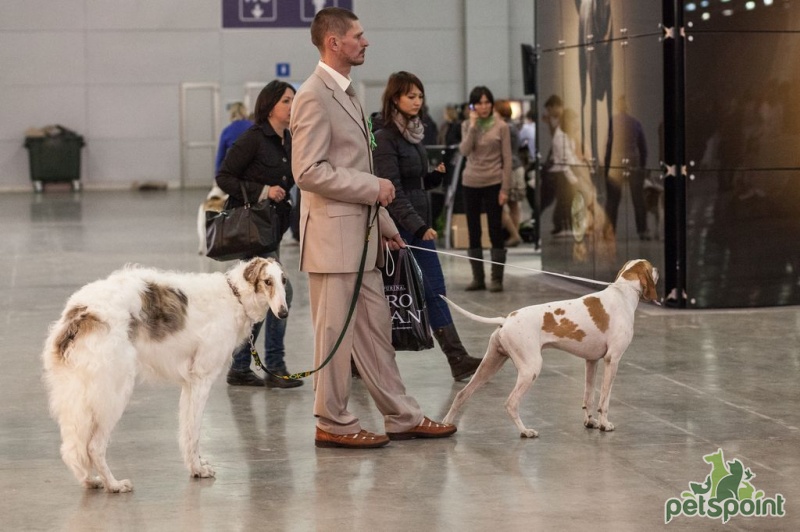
{"left": 366, "top": 115, "right": 377, "bottom": 151}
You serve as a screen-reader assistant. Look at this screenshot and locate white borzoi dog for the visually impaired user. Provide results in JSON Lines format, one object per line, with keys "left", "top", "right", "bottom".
{"left": 41, "top": 257, "right": 286, "bottom": 492}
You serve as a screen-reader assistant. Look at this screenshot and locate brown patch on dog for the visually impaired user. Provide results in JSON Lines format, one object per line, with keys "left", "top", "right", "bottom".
{"left": 244, "top": 258, "right": 271, "bottom": 294}
{"left": 620, "top": 261, "right": 658, "bottom": 301}
{"left": 54, "top": 306, "right": 106, "bottom": 360}
{"left": 204, "top": 196, "right": 227, "bottom": 213}
{"left": 554, "top": 308, "right": 566, "bottom": 316}
{"left": 583, "top": 296, "right": 610, "bottom": 332}
{"left": 132, "top": 282, "right": 188, "bottom": 341}
{"left": 509, "top": 310, "right": 518, "bottom": 318}
{"left": 542, "top": 311, "right": 586, "bottom": 341}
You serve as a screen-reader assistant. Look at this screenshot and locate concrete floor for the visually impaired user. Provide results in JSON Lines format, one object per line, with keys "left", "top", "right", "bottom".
{"left": 2, "top": 188, "right": 798, "bottom": 531}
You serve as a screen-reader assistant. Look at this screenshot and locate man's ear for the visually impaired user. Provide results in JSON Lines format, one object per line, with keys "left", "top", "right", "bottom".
{"left": 327, "top": 35, "right": 338, "bottom": 51}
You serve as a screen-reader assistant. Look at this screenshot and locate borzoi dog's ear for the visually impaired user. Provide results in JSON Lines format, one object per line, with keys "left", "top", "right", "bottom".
{"left": 243, "top": 257, "right": 269, "bottom": 289}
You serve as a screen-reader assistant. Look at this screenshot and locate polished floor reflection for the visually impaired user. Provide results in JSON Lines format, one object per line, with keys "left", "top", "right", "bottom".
{"left": 2, "top": 189, "right": 798, "bottom": 531}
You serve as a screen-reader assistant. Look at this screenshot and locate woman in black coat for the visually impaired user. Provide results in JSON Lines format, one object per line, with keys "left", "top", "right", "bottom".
{"left": 216, "top": 80, "right": 302, "bottom": 389}
{"left": 373, "top": 71, "right": 482, "bottom": 382}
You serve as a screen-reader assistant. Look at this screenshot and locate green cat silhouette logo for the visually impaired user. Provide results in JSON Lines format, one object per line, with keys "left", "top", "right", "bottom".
{"left": 665, "top": 448, "right": 786, "bottom": 524}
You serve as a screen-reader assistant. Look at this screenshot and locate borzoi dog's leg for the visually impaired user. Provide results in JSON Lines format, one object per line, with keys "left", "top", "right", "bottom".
{"left": 88, "top": 422, "right": 133, "bottom": 493}
{"left": 56, "top": 396, "right": 103, "bottom": 489}
{"left": 179, "top": 378, "right": 215, "bottom": 478}
{"left": 86, "top": 353, "right": 136, "bottom": 493}
{"left": 582, "top": 359, "right": 599, "bottom": 429}
{"left": 443, "top": 333, "right": 507, "bottom": 426}
{"left": 197, "top": 204, "right": 207, "bottom": 255}
{"left": 596, "top": 352, "right": 622, "bottom": 432}
{"left": 46, "top": 316, "right": 136, "bottom": 492}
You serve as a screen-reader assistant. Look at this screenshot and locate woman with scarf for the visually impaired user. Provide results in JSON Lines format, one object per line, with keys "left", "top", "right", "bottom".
{"left": 459, "top": 86, "right": 513, "bottom": 292}
{"left": 373, "top": 71, "right": 482, "bottom": 382}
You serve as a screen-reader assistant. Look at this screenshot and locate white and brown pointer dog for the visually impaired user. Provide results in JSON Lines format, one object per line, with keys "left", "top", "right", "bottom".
{"left": 42, "top": 257, "right": 286, "bottom": 492}
{"left": 442, "top": 259, "right": 658, "bottom": 438}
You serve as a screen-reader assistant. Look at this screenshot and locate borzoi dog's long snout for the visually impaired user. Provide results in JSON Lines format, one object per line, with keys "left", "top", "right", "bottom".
{"left": 266, "top": 272, "right": 289, "bottom": 320}
{"left": 42, "top": 257, "right": 286, "bottom": 492}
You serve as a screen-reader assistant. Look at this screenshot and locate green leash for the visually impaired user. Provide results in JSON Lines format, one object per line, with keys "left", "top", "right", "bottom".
{"left": 251, "top": 205, "right": 379, "bottom": 380}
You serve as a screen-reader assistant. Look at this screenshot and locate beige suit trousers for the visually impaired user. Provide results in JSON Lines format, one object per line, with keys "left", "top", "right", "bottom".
{"left": 308, "top": 268, "right": 424, "bottom": 434}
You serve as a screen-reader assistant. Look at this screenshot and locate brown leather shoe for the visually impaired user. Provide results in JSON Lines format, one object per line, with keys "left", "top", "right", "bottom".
{"left": 386, "top": 417, "right": 457, "bottom": 440}
{"left": 314, "top": 427, "right": 389, "bottom": 449}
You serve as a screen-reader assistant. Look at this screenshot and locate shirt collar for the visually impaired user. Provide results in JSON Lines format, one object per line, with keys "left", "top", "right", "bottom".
{"left": 318, "top": 60, "right": 351, "bottom": 92}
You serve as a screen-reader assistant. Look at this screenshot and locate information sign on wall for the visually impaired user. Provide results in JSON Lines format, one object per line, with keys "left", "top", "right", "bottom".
{"left": 223, "top": 0, "right": 354, "bottom": 28}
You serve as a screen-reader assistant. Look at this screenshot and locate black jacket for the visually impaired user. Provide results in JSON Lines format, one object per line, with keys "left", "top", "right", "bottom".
{"left": 216, "top": 122, "right": 294, "bottom": 233}
{"left": 373, "top": 124, "right": 442, "bottom": 238}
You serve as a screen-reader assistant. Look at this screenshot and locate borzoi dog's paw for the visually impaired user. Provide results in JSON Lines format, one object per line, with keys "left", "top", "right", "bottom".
{"left": 191, "top": 463, "right": 216, "bottom": 478}
{"left": 81, "top": 477, "right": 104, "bottom": 490}
{"left": 584, "top": 417, "right": 599, "bottom": 429}
{"left": 106, "top": 479, "right": 133, "bottom": 493}
{"left": 519, "top": 428, "right": 539, "bottom": 438}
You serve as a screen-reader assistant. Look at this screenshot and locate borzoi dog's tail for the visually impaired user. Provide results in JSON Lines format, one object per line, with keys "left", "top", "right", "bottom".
{"left": 440, "top": 295, "right": 506, "bottom": 326}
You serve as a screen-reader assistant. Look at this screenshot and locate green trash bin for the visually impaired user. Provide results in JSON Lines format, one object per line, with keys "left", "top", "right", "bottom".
{"left": 24, "top": 126, "right": 85, "bottom": 192}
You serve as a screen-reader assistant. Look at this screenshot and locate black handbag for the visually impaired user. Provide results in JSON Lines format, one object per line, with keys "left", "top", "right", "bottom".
{"left": 381, "top": 247, "right": 434, "bottom": 351}
{"left": 205, "top": 184, "right": 281, "bottom": 261}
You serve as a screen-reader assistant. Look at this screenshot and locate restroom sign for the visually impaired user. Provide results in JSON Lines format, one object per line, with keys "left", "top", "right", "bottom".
{"left": 222, "top": 0, "right": 354, "bottom": 28}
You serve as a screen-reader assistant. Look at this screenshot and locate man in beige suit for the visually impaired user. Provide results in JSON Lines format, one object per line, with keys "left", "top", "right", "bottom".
{"left": 291, "top": 7, "right": 456, "bottom": 448}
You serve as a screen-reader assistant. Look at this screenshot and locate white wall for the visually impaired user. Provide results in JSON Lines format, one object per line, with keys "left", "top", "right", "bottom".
{"left": 0, "top": 0, "right": 534, "bottom": 191}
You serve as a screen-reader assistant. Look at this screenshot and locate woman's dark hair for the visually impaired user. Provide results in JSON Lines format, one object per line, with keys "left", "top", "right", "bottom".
{"left": 253, "top": 80, "right": 295, "bottom": 125}
{"left": 468, "top": 85, "right": 494, "bottom": 108}
{"left": 380, "top": 71, "right": 427, "bottom": 126}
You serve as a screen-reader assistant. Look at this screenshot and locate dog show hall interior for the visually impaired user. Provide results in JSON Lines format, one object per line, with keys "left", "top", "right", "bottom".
{"left": 2, "top": 1, "right": 799, "bottom": 530}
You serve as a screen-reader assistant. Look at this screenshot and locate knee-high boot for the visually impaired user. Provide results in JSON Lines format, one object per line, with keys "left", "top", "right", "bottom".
{"left": 489, "top": 248, "right": 507, "bottom": 292}
{"left": 432, "top": 324, "right": 482, "bottom": 381}
{"left": 465, "top": 248, "right": 485, "bottom": 291}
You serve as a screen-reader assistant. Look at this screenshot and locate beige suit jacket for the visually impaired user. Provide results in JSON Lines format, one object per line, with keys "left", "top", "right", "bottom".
{"left": 290, "top": 65, "right": 398, "bottom": 273}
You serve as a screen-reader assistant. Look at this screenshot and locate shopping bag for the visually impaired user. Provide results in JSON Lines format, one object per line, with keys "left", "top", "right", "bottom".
{"left": 381, "top": 247, "right": 434, "bottom": 351}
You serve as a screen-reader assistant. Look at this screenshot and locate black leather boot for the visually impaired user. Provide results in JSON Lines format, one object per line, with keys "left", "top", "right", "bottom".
{"left": 465, "top": 248, "right": 485, "bottom": 291}
{"left": 433, "top": 324, "right": 482, "bottom": 381}
{"left": 489, "top": 248, "right": 507, "bottom": 292}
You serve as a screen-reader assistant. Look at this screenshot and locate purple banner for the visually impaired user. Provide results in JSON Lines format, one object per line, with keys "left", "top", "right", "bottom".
{"left": 223, "top": 0, "right": 354, "bottom": 29}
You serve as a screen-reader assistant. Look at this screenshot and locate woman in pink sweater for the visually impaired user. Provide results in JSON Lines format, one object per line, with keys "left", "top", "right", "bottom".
{"left": 458, "top": 86, "right": 513, "bottom": 292}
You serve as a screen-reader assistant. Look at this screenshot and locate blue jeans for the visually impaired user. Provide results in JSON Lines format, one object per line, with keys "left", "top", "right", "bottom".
{"left": 230, "top": 248, "right": 294, "bottom": 372}
{"left": 399, "top": 228, "right": 453, "bottom": 330}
